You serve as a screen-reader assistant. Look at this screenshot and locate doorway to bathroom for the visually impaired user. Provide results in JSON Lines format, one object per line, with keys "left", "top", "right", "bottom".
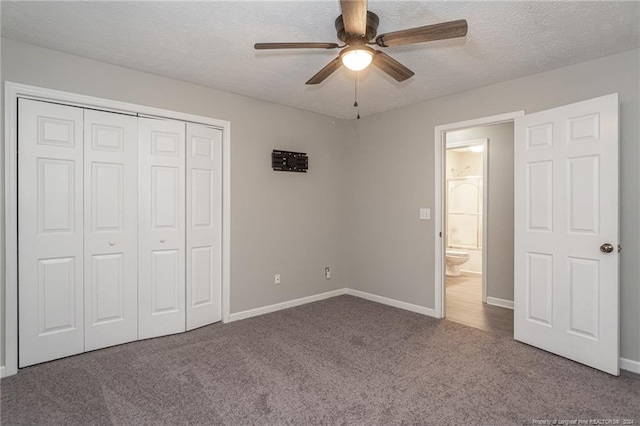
{"left": 445, "top": 138, "right": 487, "bottom": 328}
{"left": 434, "top": 111, "right": 522, "bottom": 337}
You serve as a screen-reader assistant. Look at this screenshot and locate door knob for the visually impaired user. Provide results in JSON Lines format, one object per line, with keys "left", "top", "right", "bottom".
{"left": 108, "top": 241, "right": 115, "bottom": 246}
{"left": 600, "top": 243, "right": 614, "bottom": 253}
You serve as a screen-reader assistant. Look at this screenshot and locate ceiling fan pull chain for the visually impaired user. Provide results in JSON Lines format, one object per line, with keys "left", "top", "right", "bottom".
{"left": 355, "top": 72, "right": 361, "bottom": 119}
{"left": 353, "top": 72, "right": 359, "bottom": 107}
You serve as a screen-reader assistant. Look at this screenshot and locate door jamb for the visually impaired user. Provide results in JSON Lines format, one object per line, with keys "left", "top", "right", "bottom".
{"left": 434, "top": 111, "right": 524, "bottom": 319}
{"left": 3, "top": 82, "right": 232, "bottom": 377}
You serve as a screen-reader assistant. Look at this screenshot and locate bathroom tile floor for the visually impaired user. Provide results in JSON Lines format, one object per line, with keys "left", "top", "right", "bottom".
{"left": 445, "top": 273, "right": 514, "bottom": 337}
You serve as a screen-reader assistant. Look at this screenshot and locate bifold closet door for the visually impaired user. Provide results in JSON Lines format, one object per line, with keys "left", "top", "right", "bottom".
{"left": 138, "top": 117, "right": 187, "bottom": 339}
{"left": 83, "top": 110, "right": 138, "bottom": 351}
{"left": 18, "top": 99, "right": 84, "bottom": 367}
{"left": 186, "top": 123, "right": 223, "bottom": 330}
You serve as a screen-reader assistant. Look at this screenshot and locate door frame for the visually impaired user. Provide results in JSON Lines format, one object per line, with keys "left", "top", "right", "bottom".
{"left": 3, "top": 81, "right": 232, "bottom": 377}
{"left": 433, "top": 111, "right": 524, "bottom": 319}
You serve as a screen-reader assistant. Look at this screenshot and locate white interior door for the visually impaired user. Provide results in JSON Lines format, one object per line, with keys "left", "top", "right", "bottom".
{"left": 138, "top": 117, "right": 186, "bottom": 339}
{"left": 514, "top": 93, "right": 619, "bottom": 375}
{"left": 83, "top": 110, "right": 138, "bottom": 351}
{"left": 186, "top": 123, "right": 223, "bottom": 330}
{"left": 18, "top": 99, "right": 85, "bottom": 367}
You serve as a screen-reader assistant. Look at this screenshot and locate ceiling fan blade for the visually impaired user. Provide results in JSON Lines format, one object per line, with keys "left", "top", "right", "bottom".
{"left": 375, "top": 19, "right": 468, "bottom": 47}
{"left": 306, "top": 57, "right": 343, "bottom": 85}
{"left": 372, "top": 51, "right": 414, "bottom": 82}
{"left": 340, "top": 0, "right": 368, "bottom": 36}
{"left": 255, "top": 42, "right": 339, "bottom": 50}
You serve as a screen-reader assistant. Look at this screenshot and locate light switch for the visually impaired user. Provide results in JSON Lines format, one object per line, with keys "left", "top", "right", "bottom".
{"left": 420, "top": 208, "right": 431, "bottom": 220}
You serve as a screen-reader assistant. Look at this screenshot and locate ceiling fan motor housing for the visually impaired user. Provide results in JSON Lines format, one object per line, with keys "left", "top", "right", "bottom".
{"left": 335, "top": 11, "right": 380, "bottom": 43}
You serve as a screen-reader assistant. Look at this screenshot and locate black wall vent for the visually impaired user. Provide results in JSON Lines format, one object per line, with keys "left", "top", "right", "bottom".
{"left": 272, "top": 150, "right": 308, "bottom": 173}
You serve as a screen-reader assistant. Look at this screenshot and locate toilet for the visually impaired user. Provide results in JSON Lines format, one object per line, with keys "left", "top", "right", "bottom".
{"left": 445, "top": 250, "right": 470, "bottom": 276}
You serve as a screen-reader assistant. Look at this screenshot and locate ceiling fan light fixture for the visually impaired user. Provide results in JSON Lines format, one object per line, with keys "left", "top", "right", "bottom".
{"left": 340, "top": 46, "right": 374, "bottom": 71}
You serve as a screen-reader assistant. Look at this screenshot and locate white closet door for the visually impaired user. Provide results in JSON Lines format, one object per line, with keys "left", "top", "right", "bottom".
{"left": 138, "top": 117, "right": 186, "bottom": 339}
{"left": 84, "top": 110, "right": 138, "bottom": 351}
{"left": 18, "top": 99, "right": 84, "bottom": 367}
{"left": 186, "top": 123, "right": 223, "bottom": 330}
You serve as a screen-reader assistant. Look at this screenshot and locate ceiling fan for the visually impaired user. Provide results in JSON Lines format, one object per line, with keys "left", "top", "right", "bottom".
{"left": 254, "top": 0, "right": 468, "bottom": 85}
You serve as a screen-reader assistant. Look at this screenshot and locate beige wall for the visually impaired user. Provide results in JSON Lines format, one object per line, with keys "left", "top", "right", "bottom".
{"left": 2, "top": 39, "right": 639, "bottom": 369}
{"left": 447, "top": 122, "right": 515, "bottom": 301}
{"left": 0, "top": 34, "right": 3, "bottom": 371}
{"left": 0, "top": 39, "right": 349, "bottom": 367}
{"left": 346, "top": 48, "right": 640, "bottom": 363}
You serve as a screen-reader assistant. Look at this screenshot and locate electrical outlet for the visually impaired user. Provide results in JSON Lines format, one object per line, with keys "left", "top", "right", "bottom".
{"left": 274, "top": 274, "right": 281, "bottom": 285}
{"left": 420, "top": 208, "right": 431, "bottom": 220}
{"left": 325, "top": 267, "right": 331, "bottom": 279}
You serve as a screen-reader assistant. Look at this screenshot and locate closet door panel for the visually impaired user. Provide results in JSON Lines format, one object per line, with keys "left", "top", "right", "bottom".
{"left": 151, "top": 249, "right": 181, "bottom": 312}
{"left": 84, "top": 110, "right": 138, "bottom": 351}
{"left": 186, "top": 123, "right": 223, "bottom": 330}
{"left": 18, "top": 99, "right": 84, "bottom": 367}
{"left": 139, "top": 118, "right": 186, "bottom": 339}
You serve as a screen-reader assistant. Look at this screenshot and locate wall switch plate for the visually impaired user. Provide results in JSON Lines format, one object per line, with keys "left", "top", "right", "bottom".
{"left": 325, "top": 267, "right": 331, "bottom": 279}
{"left": 420, "top": 208, "right": 431, "bottom": 220}
{"left": 274, "top": 274, "right": 281, "bottom": 285}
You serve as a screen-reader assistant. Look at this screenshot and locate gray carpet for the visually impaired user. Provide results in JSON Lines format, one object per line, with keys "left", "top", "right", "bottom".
{"left": 1, "top": 295, "right": 639, "bottom": 425}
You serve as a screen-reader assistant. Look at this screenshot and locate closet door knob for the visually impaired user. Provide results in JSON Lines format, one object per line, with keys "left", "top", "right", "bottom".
{"left": 108, "top": 241, "right": 115, "bottom": 246}
{"left": 160, "top": 239, "right": 166, "bottom": 243}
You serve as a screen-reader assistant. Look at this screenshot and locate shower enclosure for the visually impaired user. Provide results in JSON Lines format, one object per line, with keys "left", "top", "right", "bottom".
{"left": 447, "top": 176, "right": 483, "bottom": 251}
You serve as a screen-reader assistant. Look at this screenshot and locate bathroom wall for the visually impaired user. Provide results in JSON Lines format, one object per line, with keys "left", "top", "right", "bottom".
{"left": 445, "top": 148, "right": 483, "bottom": 274}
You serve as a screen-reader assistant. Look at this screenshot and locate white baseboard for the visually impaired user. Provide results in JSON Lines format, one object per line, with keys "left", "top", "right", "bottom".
{"left": 620, "top": 357, "right": 640, "bottom": 374}
{"left": 460, "top": 270, "right": 482, "bottom": 276}
{"left": 0, "top": 364, "right": 17, "bottom": 378}
{"left": 228, "top": 288, "right": 438, "bottom": 323}
{"left": 486, "top": 297, "right": 514, "bottom": 310}
{"left": 228, "top": 288, "right": 347, "bottom": 322}
{"left": 345, "top": 289, "right": 437, "bottom": 318}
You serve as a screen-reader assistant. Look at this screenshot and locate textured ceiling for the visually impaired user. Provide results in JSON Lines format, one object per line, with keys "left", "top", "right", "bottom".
{"left": 2, "top": 1, "right": 639, "bottom": 119}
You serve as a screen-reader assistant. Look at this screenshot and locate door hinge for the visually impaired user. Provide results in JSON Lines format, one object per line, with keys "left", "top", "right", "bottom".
{"left": 618, "top": 244, "right": 622, "bottom": 253}
{"left": 439, "top": 232, "right": 442, "bottom": 238}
